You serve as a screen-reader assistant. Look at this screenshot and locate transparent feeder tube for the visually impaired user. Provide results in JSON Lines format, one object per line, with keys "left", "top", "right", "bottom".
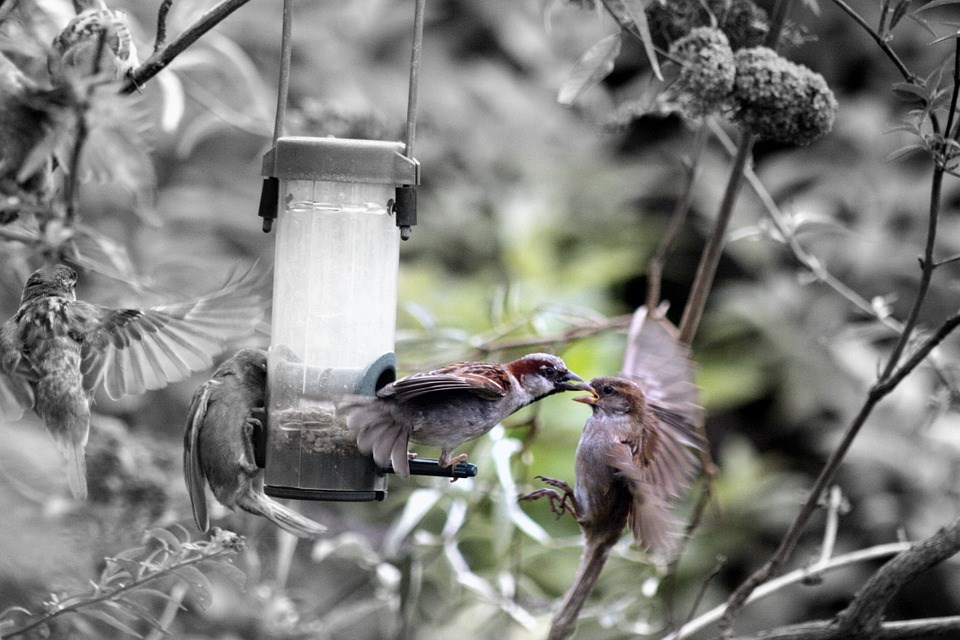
{"left": 266, "top": 178, "right": 398, "bottom": 499}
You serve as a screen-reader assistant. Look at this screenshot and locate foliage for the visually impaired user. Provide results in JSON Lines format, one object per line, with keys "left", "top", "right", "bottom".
{"left": 2, "top": 0, "right": 960, "bottom": 639}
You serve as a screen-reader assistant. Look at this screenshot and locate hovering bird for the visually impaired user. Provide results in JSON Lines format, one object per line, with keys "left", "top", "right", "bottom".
{"left": 522, "top": 310, "right": 703, "bottom": 640}
{"left": 341, "top": 353, "right": 589, "bottom": 477}
{"left": 52, "top": 0, "right": 140, "bottom": 80}
{"left": 0, "top": 263, "right": 269, "bottom": 499}
{"left": 184, "top": 348, "right": 326, "bottom": 539}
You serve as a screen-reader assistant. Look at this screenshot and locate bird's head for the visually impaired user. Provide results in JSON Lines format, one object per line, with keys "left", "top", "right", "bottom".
{"left": 574, "top": 376, "right": 646, "bottom": 416}
{"left": 235, "top": 348, "right": 267, "bottom": 384}
{"left": 22, "top": 264, "right": 78, "bottom": 302}
{"left": 507, "top": 353, "right": 590, "bottom": 399}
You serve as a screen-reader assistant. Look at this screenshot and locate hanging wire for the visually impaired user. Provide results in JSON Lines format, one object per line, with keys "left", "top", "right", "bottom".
{"left": 404, "top": 0, "right": 426, "bottom": 158}
{"left": 272, "top": 0, "right": 294, "bottom": 146}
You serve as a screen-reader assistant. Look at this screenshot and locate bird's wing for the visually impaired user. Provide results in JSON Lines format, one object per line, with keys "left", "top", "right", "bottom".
{"left": 381, "top": 362, "right": 509, "bottom": 402}
{"left": 79, "top": 264, "right": 269, "bottom": 399}
{"left": 184, "top": 379, "right": 214, "bottom": 533}
{"left": 620, "top": 307, "right": 703, "bottom": 433}
{"left": 604, "top": 440, "right": 676, "bottom": 553}
{"left": 0, "top": 318, "right": 35, "bottom": 420}
{"left": 620, "top": 415, "right": 699, "bottom": 501}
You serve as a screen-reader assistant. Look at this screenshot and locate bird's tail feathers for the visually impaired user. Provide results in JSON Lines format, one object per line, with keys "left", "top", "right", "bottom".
{"left": 342, "top": 399, "right": 411, "bottom": 477}
{"left": 548, "top": 540, "right": 614, "bottom": 640}
{"left": 63, "top": 440, "right": 87, "bottom": 500}
{"left": 237, "top": 490, "right": 327, "bottom": 539}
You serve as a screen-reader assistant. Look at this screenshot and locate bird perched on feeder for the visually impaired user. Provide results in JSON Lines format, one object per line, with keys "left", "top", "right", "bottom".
{"left": 183, "top": 348, "right": 327, "bottom": 539}
{"left": 341, "top": 353, "right": 590, "bottom": 477}
{"left": 52, "top": 0, "right": 140, "bottom": 81}
{"left": 0, "top": 263, "right": 269, "bottom": 500}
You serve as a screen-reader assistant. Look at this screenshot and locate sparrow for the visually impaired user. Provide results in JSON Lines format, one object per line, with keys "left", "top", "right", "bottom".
{"left": 341, "top": 353, "right": 589, "bottom": 477}
{"left": 523, "top": 376, "right": 702, "bottom": 640}
{"left": 0, "top": 263, "right": 269, "bottom": 500}
{"left": 52, "top": 0, "right": 140, "bottom": 80}
{"left": 183, "top": 348, "right": 326, "bottom": 539}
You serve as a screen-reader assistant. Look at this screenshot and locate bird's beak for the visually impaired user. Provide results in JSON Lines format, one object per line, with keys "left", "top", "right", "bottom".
{"left": 558, "top": 371, "right": 591, "bottom": 392}
{"left": 573, "top": 388, "right": 599, "bottom": 405}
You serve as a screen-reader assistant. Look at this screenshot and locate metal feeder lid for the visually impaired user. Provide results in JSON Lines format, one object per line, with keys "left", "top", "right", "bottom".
{"left": 262, "top": 137, "right": 420, "bottom": 185}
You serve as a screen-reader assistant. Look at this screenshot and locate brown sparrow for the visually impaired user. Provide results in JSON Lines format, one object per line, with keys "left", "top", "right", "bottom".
{"left": 524, "top": 376, "right": 701, "bottom": 640}
{"left": 184, "top": 348, "right": 326, "bottom": 539}
{"left": 341, "top": 353, "right": 589, "bottom": 477}
{"left": 0, "top": 264, "right": 268, "bottom": 499}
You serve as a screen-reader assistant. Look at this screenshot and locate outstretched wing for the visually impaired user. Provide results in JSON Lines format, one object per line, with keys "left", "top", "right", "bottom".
{"left": 380, "top": 362, "right": 509, "bottom": 403}
{"left": 603, "top": 440, "right": 677, "bottom": 553}
{"left": 80, "top": 264, "right": 269, "bottom": 399}
{"left": 621, "top": 306, "right": 702, "bottom": 435}
{"left": 184, "top": 379, "right": 214, "bottom": 532}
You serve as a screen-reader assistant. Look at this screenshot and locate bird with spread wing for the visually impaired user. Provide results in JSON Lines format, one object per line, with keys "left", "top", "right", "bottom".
{"left": 0, "top": 263, "right": 269, "bottom": 500}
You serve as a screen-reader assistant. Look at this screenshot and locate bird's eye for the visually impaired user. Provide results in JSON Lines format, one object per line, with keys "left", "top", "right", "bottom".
{"left": 601, "top": 384, "right": 614, "bottom": 395}
{"left": 541, "top": 365, "right": 556, "bottom": 376}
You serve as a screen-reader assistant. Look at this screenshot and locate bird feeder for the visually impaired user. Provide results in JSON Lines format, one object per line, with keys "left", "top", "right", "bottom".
{"left": 255, "top": 0, "right": 475, "bottom": 502}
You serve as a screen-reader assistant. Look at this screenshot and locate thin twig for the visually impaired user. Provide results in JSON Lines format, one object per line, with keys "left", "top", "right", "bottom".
{"left": 663, "top": 542, "right": 912, "bottom": 640}
{"left": 817, "top": 486, "right": 843, "bottom": 565}
{"left": 680, "top": 555, "right": 726, "bottom": 631}
{"left": 154, "top": 0, "right": 174, "bottom": 53}
{"left": 646, "top": 125, "right": 707, "bottom": 311}
{"left": 828, "top": 0, "right": 916, "bottom": 82}
{"left": 878, "top": 164, "right": 943, "bottom": 380}
{"left": 121, "top": 0, "right": 255, "bottom": 94}
{"left": 677, "top": 133, "right": 754, "bottom": 344}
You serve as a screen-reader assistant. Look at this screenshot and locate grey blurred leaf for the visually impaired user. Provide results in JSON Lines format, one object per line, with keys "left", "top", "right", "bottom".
{"left": 558, "top": 33, "right": 621, "bottom": 106}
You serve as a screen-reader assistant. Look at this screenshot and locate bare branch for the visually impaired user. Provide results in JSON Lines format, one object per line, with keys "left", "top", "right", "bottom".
{"left": 828, "top": 0, "right": 916, "bottom": 82}
{"left": 122, "top": 0, "right": 255, "bottom": 94}
{"left": 836, "top": 517, "right": 960, "bottom": 634}
{"left": 154, "top": 0, "right": 174, "bottom": 53}
{"left": 731, "top": 616, "right": 960, "bottom": 640}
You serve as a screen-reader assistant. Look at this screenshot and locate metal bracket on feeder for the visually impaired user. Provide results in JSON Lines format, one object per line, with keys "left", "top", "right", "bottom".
{"left": 260, "top": 137, "right": 421, "bottom": 502}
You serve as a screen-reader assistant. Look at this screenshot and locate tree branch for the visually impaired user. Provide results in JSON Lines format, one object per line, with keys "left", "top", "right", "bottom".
{"left": 663, "top": 542, "right": 912, "bottom": 640}
{"left": 730, "top": 616, "right": 960, "bottom": 640}
{"left": 121, "top": 0, "right": 254, "bottom": 94}
{"left": 836, "top": 517, "right": 960, "bottom": 634}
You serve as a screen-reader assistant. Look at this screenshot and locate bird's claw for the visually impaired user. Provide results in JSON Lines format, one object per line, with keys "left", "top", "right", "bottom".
{"left": 521, "top": 476, "right": 580, "bottom": 520}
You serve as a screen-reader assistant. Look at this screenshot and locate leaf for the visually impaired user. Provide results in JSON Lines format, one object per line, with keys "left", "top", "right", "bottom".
{"left": 616, "top": 0, "right": 663, "bottom": 80}
{"left": 891, "top": 82, "right": 927, "bottom": 100}
{"left": 886, "top": 142, "right": 929, "bottom": 161}
{"left": 79, "top": 608, "right": 144, "bottom": 638}
{"left": 173, "top": 565, "right": 213, "bottom": 610}
{"left": 205, "top": 559, "right": 247, "bottom": 587}
{"left": 145, "top": 528, "right": 182, "bottom": 554}
{"left": 916, "top": 0, "right": 960, "bottom": 12}
{"left": 126, "top": 588, "right": 188, "bottom": 606}
{"left": 558, "top": 34, "right": 622, "bottom": 106}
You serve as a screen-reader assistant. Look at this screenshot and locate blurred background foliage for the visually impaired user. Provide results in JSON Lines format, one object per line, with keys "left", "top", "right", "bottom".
{"left": 3, "top": 0, "right": 960, "bottom": 638}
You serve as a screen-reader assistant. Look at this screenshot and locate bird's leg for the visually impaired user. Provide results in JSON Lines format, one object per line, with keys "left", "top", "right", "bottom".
{"left": 520, "top": 475, "right": 582, "bottom": 521}
{"left": 438, "top": 450, "right": 469, "bottom": 483}
{"left": 240, "top": 416, "right": 262, "bottom": 476}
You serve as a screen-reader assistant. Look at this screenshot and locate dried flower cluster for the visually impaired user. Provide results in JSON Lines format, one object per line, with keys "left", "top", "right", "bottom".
{"left": 731, "top": 46, "right": 838, "bottom": 145}
{"left": 648, "top": 0, "right": 770, "bottom": 51}
{"left": 669, "top": 27, "right": 737, "bottom": 117}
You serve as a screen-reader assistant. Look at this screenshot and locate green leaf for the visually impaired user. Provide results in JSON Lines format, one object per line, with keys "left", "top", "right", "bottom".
{"left": 80, "top": 608, "right": 144, "bottom": 638}
{"left": 616, "top": 0, "right": 662, "bottom": 80}
{"left": 558, "top": 34, "right": 622, "bottom": 106}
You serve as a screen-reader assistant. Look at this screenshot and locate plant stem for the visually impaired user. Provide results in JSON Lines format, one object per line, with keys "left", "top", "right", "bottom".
{"left": 122, "top": 0, "right": 254, "bottom": 94}
{"left": 678, "top": 133, "right": 754, "bottom": 344}
{"left": 828, "top": 0, "right": 916, "bottom": 82}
